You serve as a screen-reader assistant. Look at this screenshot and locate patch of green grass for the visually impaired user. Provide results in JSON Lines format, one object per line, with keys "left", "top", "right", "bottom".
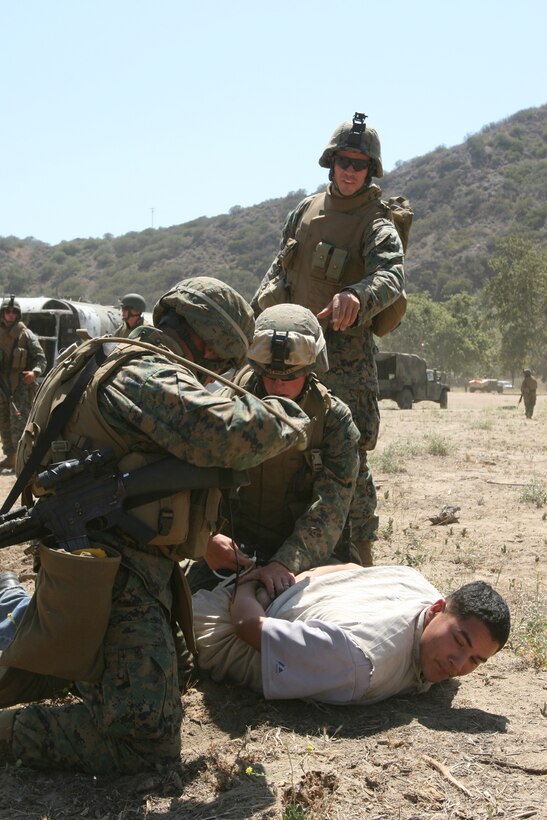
{"left": 511, "top": 604, "right": 547, "bottom": 670}
{"left": 519, "top": 482, "right": 547, "bottom": 508}
{"left": 424, "top": 433, "right": 453, "bottom": 456}
{"left": 283, "top": 805, "right": 307, "bottom": 820}
{"left": 394, "top": 530, "right": 427, "bottom": 567}
{"left": 372, "top": 440, "right": 422, "bottom": 473}
{"left": 508, "top": 577, "right": 547, "bottom": 670}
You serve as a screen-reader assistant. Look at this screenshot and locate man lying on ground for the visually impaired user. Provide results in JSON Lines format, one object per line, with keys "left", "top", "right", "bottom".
{"left": 193, "top": 563, "right": 510, "bottom": 705}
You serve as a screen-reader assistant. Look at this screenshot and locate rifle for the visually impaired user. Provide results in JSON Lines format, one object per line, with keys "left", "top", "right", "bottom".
{"left": 518, "top": 394, "right": 523, "bottom": 406}
{"left": 0, "top": 374, "right": 20, "bottom": 417}
{"left": 0, "top": 449, "right": 249, "bottom": 553}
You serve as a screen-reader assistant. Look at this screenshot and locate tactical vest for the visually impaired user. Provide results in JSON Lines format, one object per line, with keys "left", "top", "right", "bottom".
{"left": 283, "top": 187, "right": 386, "bottom": 335}
{"left": 16, "top": 336, "right": 220, "bottom": 561}
{"left": 0, "top": 321, "right": 32, "bottom": 391}
{"left": 230, "top": 367, "right": 330, "bottom": 558}
{"left": 113, "top": 316, "right": 147, "bottom": 338}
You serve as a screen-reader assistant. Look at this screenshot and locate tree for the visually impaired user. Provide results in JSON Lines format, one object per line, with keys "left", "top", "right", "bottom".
{"left": 485, "top": 237, "right": 547, "bottom": 378}
{"left": 379, "top": 291, "right": 495, "bottom": 378}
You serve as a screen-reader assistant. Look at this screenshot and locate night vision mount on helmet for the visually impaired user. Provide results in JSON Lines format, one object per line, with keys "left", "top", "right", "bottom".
{"left": 319, "top": 112, "right": 384, "bottom": 178}
{"left": 247, "top": 304, "right": 328, "bottom": 379}
{"left": 0, "top": 295, "right": 22, "bottom": 319}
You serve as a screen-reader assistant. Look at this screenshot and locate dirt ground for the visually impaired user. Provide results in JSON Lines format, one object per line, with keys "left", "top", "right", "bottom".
{"left": 0, "top": 390, "right": 545, "bottom": 819}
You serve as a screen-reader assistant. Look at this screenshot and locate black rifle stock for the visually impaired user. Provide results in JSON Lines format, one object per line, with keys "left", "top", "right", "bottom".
{"left": 0, "top": 374, "right": 20, "bottom": 417}
{"left": 0, "top": 449, "right": 248, "bottom": 552}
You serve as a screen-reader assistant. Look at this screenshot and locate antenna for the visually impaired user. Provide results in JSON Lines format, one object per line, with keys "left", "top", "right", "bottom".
{"left": 151, "top": 207, "right": 155, "bottom": 229}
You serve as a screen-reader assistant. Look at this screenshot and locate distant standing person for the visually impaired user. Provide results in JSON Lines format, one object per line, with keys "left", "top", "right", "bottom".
{"left": 0, "top": 296, "right": 46, "bottom": 470}
{"left": 252, "top": 113, "right": 407, "bottom": 566}
{"left": 114, "top": 293, "right": 149, "bottom": 337}
{"left": 520, "top": 369, "right": 538, "bottom": 419}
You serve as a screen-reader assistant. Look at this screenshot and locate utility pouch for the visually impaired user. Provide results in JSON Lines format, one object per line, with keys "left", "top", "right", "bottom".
{"left": 371, "top": 291, "right": 408, "bottom": 337}
{"left": 325, "top": 248, "right": 348, "bottom": 282}
{"left": 311, "top": 242, "right": 347, "bottom": 282}
{"left": 119, "top": 452, "right": 192, "bottom": 547}
{"left": 0, "top": 543, "right": 121, "bottom": 682}
{"left": 12, "top": 347, "right": 28, "bottom": 370}
{"left": 311, "top": 241, "right": 333, "bottom": 270}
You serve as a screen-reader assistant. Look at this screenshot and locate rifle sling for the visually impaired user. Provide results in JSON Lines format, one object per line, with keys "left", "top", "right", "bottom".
{"left": 0, "top": 346, "right": 107, "bottom": 515}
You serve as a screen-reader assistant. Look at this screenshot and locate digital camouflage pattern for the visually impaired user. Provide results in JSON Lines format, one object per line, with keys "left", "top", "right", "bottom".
{"left": 10, "top": 566, "right": 182, "bottom": 773}
{"left": 3, "top": 307, "right": 310, "bottom": 773}
{"left": 252, "top": 185, "right": 405, "bottom": 543}
{"left": 0, "top": 322, "right": 46, "bottom": 457}
{"left": 189, "top": 368, "right": 359, "bottom": 594}
{"left": 153, "top": 276, "right": 255, "bottom": 369}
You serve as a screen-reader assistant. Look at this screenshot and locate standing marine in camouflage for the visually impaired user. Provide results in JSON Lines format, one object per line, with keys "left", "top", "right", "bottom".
{"left": 252, "top": 113, "right": 406, "bottom": 565}
{"left": 187, "top": 304, "right": 360, "bottom": 600}
{"left": 113, "top": 293, "right": 150, "bottom": 337}
{"left": 0, "top": 277, "right": 310, "bottom": 774}
{"left": 0, "top": 296, "right": 47, "bottom": 470}
{"left": 520, "top": 368, "right": 538, "bottom": 419}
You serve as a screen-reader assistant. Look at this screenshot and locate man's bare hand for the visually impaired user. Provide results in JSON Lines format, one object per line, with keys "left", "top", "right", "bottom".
{"left": 22, "top": 371, "right": 37, "bottom": 385}
{"left": 316, "top": 291, "right": 360, "bottom": 332}
{"left": 238, "top": 560, "right": 296, "bottom": 600}
{"left": 205, "top": 533, "right": 255, "bottom": 572}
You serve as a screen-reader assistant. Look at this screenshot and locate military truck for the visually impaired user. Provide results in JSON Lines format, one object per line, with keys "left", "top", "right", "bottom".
{"left": 375, "top": 352, "right": 450, "bottom": 409}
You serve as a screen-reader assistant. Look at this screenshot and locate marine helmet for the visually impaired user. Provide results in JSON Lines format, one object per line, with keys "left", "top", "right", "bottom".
{"left": 319, "top": 112, "right": 383, "bottom": 178}
{"left": 248, "top": 304, "right": 329, "bottom": 379}
{"left": 153, "top": 276, "right": 254, "bottom": 370}
{"left": 523, "top": 368, "right": 532, "bottom": 376}
{"left": 0, "top": 295, "right": 22, "bottom": 321}
{"left": 120, "top": 293, "right": 146, "bottom": 312}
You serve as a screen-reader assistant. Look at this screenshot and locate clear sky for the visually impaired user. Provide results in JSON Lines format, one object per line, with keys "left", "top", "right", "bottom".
{"left": 2, "top": 0, "right": 546, "bottom": 245}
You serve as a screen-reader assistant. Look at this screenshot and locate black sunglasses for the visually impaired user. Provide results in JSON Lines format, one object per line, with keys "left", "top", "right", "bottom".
{"left": 334, "top": 155, "right": 371, "bottom": 172}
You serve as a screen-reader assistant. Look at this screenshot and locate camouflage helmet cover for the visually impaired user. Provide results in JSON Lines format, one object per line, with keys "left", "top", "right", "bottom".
{"left": 248, "top": 304, "right": 329, "bottom": 379}
{"left": 121, "top": 293, "right": 146, "bottom": 312}
{"left": 319, "top": 112, "right": 383, "bottom": 177}
{"left": 0, "top": 295, "right": 22, "bottom": 318}
{"left": 523, "top": 368, "right": 532, "bottom": 375}
{"left": 153, "top": 276, "right": 254, "bottom": 367}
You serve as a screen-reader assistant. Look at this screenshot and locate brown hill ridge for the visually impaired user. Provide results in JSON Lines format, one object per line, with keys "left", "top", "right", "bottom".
{"left": 1, "top": 104, "right": 545, "bottom": 306}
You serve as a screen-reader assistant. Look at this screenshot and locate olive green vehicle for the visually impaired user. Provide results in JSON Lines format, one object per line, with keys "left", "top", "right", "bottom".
{"left": 375, "top": 352, "right": 450, "bottom": 409}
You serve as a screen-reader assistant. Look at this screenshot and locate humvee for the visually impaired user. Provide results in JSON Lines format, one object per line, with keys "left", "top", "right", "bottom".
{"left": 375, "top": 352, "right": 450, "bottom": 409}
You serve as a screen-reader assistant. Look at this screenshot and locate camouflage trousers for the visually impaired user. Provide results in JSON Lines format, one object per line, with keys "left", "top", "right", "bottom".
{"left": 8, "top": 566, "right": 183, "bottom": 773}
{"left": 321, "top": 332, "right": 380, "bottom": 542}
{"left": 524, "top": 395, "right": 536, "bottom": 419}
{"left": 0, "top": 382, "right": 36, "bottom": 456}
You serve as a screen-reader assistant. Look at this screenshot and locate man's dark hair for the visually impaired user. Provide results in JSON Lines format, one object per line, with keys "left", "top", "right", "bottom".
{"left": 446, "top": 581, "right": 510, "bottom": 649}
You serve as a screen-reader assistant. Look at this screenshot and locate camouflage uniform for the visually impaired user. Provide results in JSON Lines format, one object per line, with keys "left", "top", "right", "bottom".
{"left": 520, "top": 371, "right": 538, "bottom": 419}
{"left": 252, "top": 117, "right": 405, "bottom": 554}
{"left": 112, "top": 315, "right": 149, "bottom": 338}
{"left": 1, "top": 278, "right": 309, "bottom": 774}
{"left": 0, "top": 313, "right": 46, "bottom": 459}
{"left": 188, "top": 365, "right": 359, "bottom": 591}
{"left": 113, "top": 293, "right": 150, "bottom": 338}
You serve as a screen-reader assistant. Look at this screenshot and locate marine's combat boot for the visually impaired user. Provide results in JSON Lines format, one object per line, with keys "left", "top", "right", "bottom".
{"left": 351, "top": 540, "right": 374, "bottom": 567}
{"left": 0, "top": 454, "right": 16, "bottom": 470}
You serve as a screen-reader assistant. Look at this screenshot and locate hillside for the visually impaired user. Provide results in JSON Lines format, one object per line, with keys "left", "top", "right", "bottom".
{"left": 1, "top": 104, "right": 545, "bottom": 306}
